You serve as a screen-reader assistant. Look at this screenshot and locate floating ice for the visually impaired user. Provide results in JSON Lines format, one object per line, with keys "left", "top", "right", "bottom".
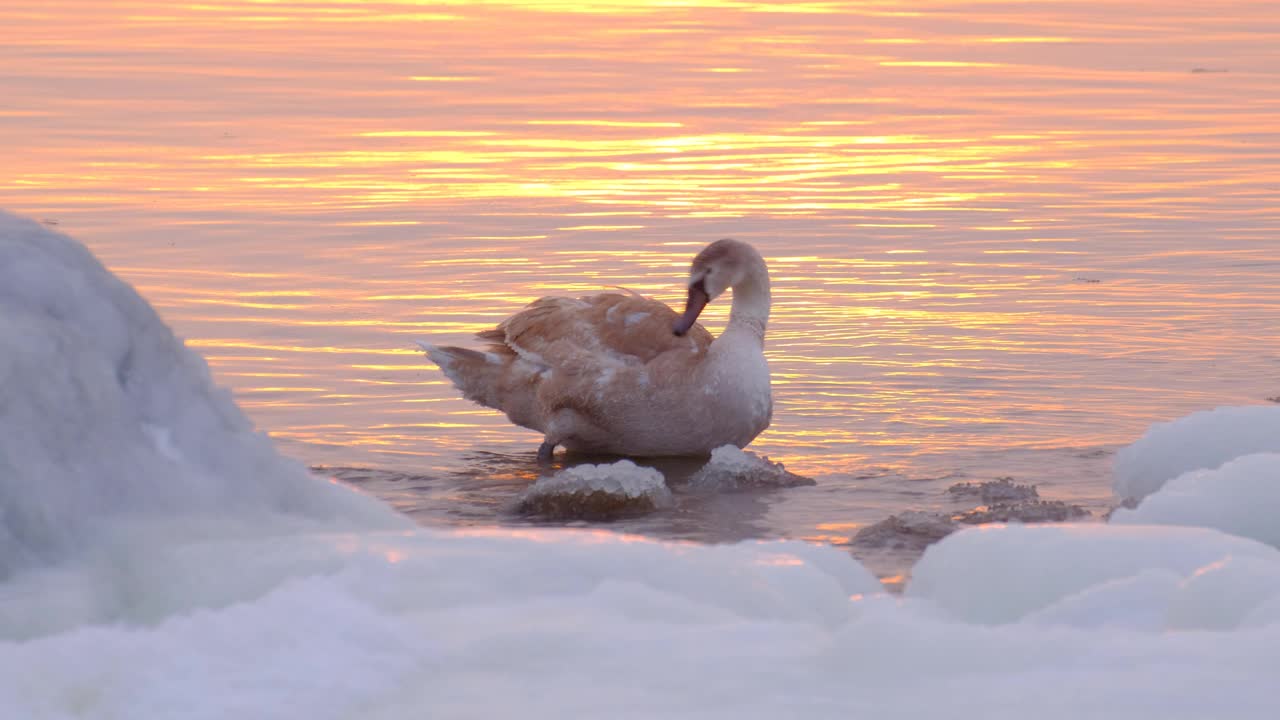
{"left": 515, "top": 460, "right": 673, "bottom": 519}
{"left": 1113, "top": 405, "right": 1280, "bottom": 500}
{"left": 1111, "top": 452, "right": 1280, "bottom": 548}
{"left": 687, "top": 444, "right": 814, "bottom": 491}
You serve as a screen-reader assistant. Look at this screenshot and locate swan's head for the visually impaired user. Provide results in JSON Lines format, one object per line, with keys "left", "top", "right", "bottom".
{"left": 672, "top": 238, "right": 764, "bottom": 336}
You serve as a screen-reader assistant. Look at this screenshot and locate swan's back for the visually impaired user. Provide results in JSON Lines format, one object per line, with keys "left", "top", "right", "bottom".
{"left": 481, "top": 293, "right": 712, "bottom": 369}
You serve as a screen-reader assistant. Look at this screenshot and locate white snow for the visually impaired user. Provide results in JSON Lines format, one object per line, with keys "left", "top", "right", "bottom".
{"left": 4, "top": 210, "right": 1280, "bottom": 718}
{"left": 1111, "top": 452, "right": 1280, "bottom": 548}
{"left": 907, "top": 523, "right": 1280, "bottom": 628}
{"left": 1112, "top": 405, "right": 1280, "bottom": 500}
{"left": 0, "top": 212, "right": 397, "bottom": 580}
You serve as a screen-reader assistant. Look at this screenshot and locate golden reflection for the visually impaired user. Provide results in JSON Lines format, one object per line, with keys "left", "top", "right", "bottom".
{"left": 4, "top": 0, "right": 1279, "bottom": 517}
{"left": 409, "top": 76, "right": 484, "bottom": 82}
{"left": 526, "top": 120, "right": 685, "bottom": 128}
{"left": 878, "top": 61, "right": 1005, "bottom": 68}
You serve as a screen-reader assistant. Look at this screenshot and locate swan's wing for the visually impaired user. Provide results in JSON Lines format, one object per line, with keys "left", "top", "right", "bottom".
{"left": 479, "top": 292, "right": 711, "bottom": 369}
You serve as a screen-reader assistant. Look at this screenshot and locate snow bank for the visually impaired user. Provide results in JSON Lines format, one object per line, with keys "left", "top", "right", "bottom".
{"left": 0, "top": 212, "right": 399, "bottom": 599}
{"left": 688, "top": 444, "right": 814, "bottom": 490}
{"left": 515, "top": 460, "right": 673, "bottom": 519}
{"left": 7, "top": 524, "right": 1280, "bottom": 720}
{"left": 1113, "top": 405, "right": 1280, "bottom": 500}
{"left": 1111, "top": 452, "right": 1280, "bottom": 548}
{"left": 5, "top": 211, "right": 1280, "bottom": 718}
{"left": 907, "top": 523, "right": 1280, "bottom": 629}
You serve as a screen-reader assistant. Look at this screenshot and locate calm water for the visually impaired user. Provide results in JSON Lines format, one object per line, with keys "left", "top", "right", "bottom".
{"left": 4, "top": 1, "right": 1279, "bottom": 576}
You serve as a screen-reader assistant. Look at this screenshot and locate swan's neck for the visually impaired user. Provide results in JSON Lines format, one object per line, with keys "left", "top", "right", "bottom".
{"left": 723, "top": 268, "right": 771, "bottom": 345}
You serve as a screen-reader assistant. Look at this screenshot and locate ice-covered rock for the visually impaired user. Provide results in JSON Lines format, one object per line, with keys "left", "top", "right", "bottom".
{"left": 851, "top": 510, "right": 957, "bottom": 551}
{"left": 1113, "top": 405, "right": 1280, "bottom": 500}
{"left": 687, "top": 444, "right": 814, "bottom": 491}
{"left": 515, "top": 460, "right": 673, "bottom": 519}
{"left": 947, "top": 477, "right": 1039, "bottom": 504}
{"left": 852, "top": 480, "right": 1088, "bottom": 552}
{"left": 954, "top": 500, "right": 1090, "bottom": 524}
{"left": 1111, "top": 452, "right": 1280, "bottom": 548}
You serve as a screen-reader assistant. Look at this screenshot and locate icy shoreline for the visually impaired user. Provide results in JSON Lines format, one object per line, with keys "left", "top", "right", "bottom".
{"left": 4, "top": 211, "right": 1280, "bottom": 719}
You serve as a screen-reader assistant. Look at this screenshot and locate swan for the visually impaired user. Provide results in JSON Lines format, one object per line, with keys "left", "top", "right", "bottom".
{"left": 418, "top": 238, "right": 772, "bottom": 462}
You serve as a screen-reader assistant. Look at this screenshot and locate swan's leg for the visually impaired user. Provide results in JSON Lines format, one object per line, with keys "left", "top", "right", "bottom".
{"left": 537, "top": 440, "right": 556, "bottom": 465}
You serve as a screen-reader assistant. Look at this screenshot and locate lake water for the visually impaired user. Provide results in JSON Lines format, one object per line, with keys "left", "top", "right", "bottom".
{"left": 4, "top": 0, "right": 1278, "bottom": 577}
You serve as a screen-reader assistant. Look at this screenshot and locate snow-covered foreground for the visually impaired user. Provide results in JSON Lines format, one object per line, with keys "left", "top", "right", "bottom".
{"left": 3, "top": 210, "right": 1280, "bottom": 719}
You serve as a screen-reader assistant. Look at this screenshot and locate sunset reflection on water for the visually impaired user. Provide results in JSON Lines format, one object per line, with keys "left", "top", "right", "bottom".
{"left": 3, "top": 0, "right": 1278, "bottom": 566}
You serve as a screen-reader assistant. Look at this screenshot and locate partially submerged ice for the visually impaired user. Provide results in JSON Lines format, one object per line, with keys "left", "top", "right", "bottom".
{"left": 516, "top": 460, "right": 674, "bottom": 520}
{"left": 853, "top": 479, "right": 1089, "bottom": 552}
{"left": 687, "top": 444, "right": 815, "bottom": 491}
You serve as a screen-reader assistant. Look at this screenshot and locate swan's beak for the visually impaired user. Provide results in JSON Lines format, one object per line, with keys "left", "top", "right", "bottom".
{"left": 672, "top": 279, "right": 710, "bottom": 336}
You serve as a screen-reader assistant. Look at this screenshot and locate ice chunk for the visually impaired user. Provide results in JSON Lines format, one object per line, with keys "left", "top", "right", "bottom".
{"left": 0, "top": 212, "right": 400, "bottom": 581}
{"left": 1023, "top": 569, "right": 1183, "bottom": 631}
{"left": 1114, "top": 405, "right": 1280, "bottom": 500}
{"left": 907, "top": 523, "right": 1280, "bottom": 626}
{"left": 1165, "top": 556, "right": 1280, "bottom": 631}
{"left": 688, "top": 445, "right": 815, "bottom": 491}
{"left": 515, "top": 460, "right": 673, "bottom": 519}
{"left": 1111, "top": 452, "right": 1280, "bottom": 548}
{"left": 1023, "top": 549, "right": 1280, "bottom": 632}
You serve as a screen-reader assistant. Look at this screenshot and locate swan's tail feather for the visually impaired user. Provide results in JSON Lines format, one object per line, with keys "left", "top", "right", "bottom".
{"left": 417, "top": 341, "right": 507, "bottom": 410}
{"left": 417, "top": 341, "right": 545, "bottom": 431}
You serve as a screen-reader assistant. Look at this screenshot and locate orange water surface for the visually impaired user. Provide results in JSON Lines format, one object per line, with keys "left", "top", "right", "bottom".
{"left": 4, "top": 0, "right": 1278, "bottom": 573}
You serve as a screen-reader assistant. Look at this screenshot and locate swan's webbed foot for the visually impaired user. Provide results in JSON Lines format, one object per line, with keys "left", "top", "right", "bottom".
{"left": 536, "top": 440, "right": 556, "bottom": 465}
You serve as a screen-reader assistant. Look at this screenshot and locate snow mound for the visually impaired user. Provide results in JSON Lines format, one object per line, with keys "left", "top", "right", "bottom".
{"left": 688, "top": 444, "right": 814, "bottom": 491}
{"left": 515, "top": 460, "right": 674, "bottom": 519}
{"left": 1111, "top": 452, "right": 1280, "bottom": 548}
{"left": 1113, "top": 405, "right": 1280, "bottom": 500}
{"left": 907, "top": 523, "right": 1280, "bottom": 627}
{"left": 0, "top": 212, "right": 399, "bottom": 586}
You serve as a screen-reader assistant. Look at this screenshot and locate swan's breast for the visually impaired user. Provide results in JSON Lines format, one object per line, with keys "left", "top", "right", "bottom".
{"left": 702, "top": 342, "right": 772, "bottom": 443}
